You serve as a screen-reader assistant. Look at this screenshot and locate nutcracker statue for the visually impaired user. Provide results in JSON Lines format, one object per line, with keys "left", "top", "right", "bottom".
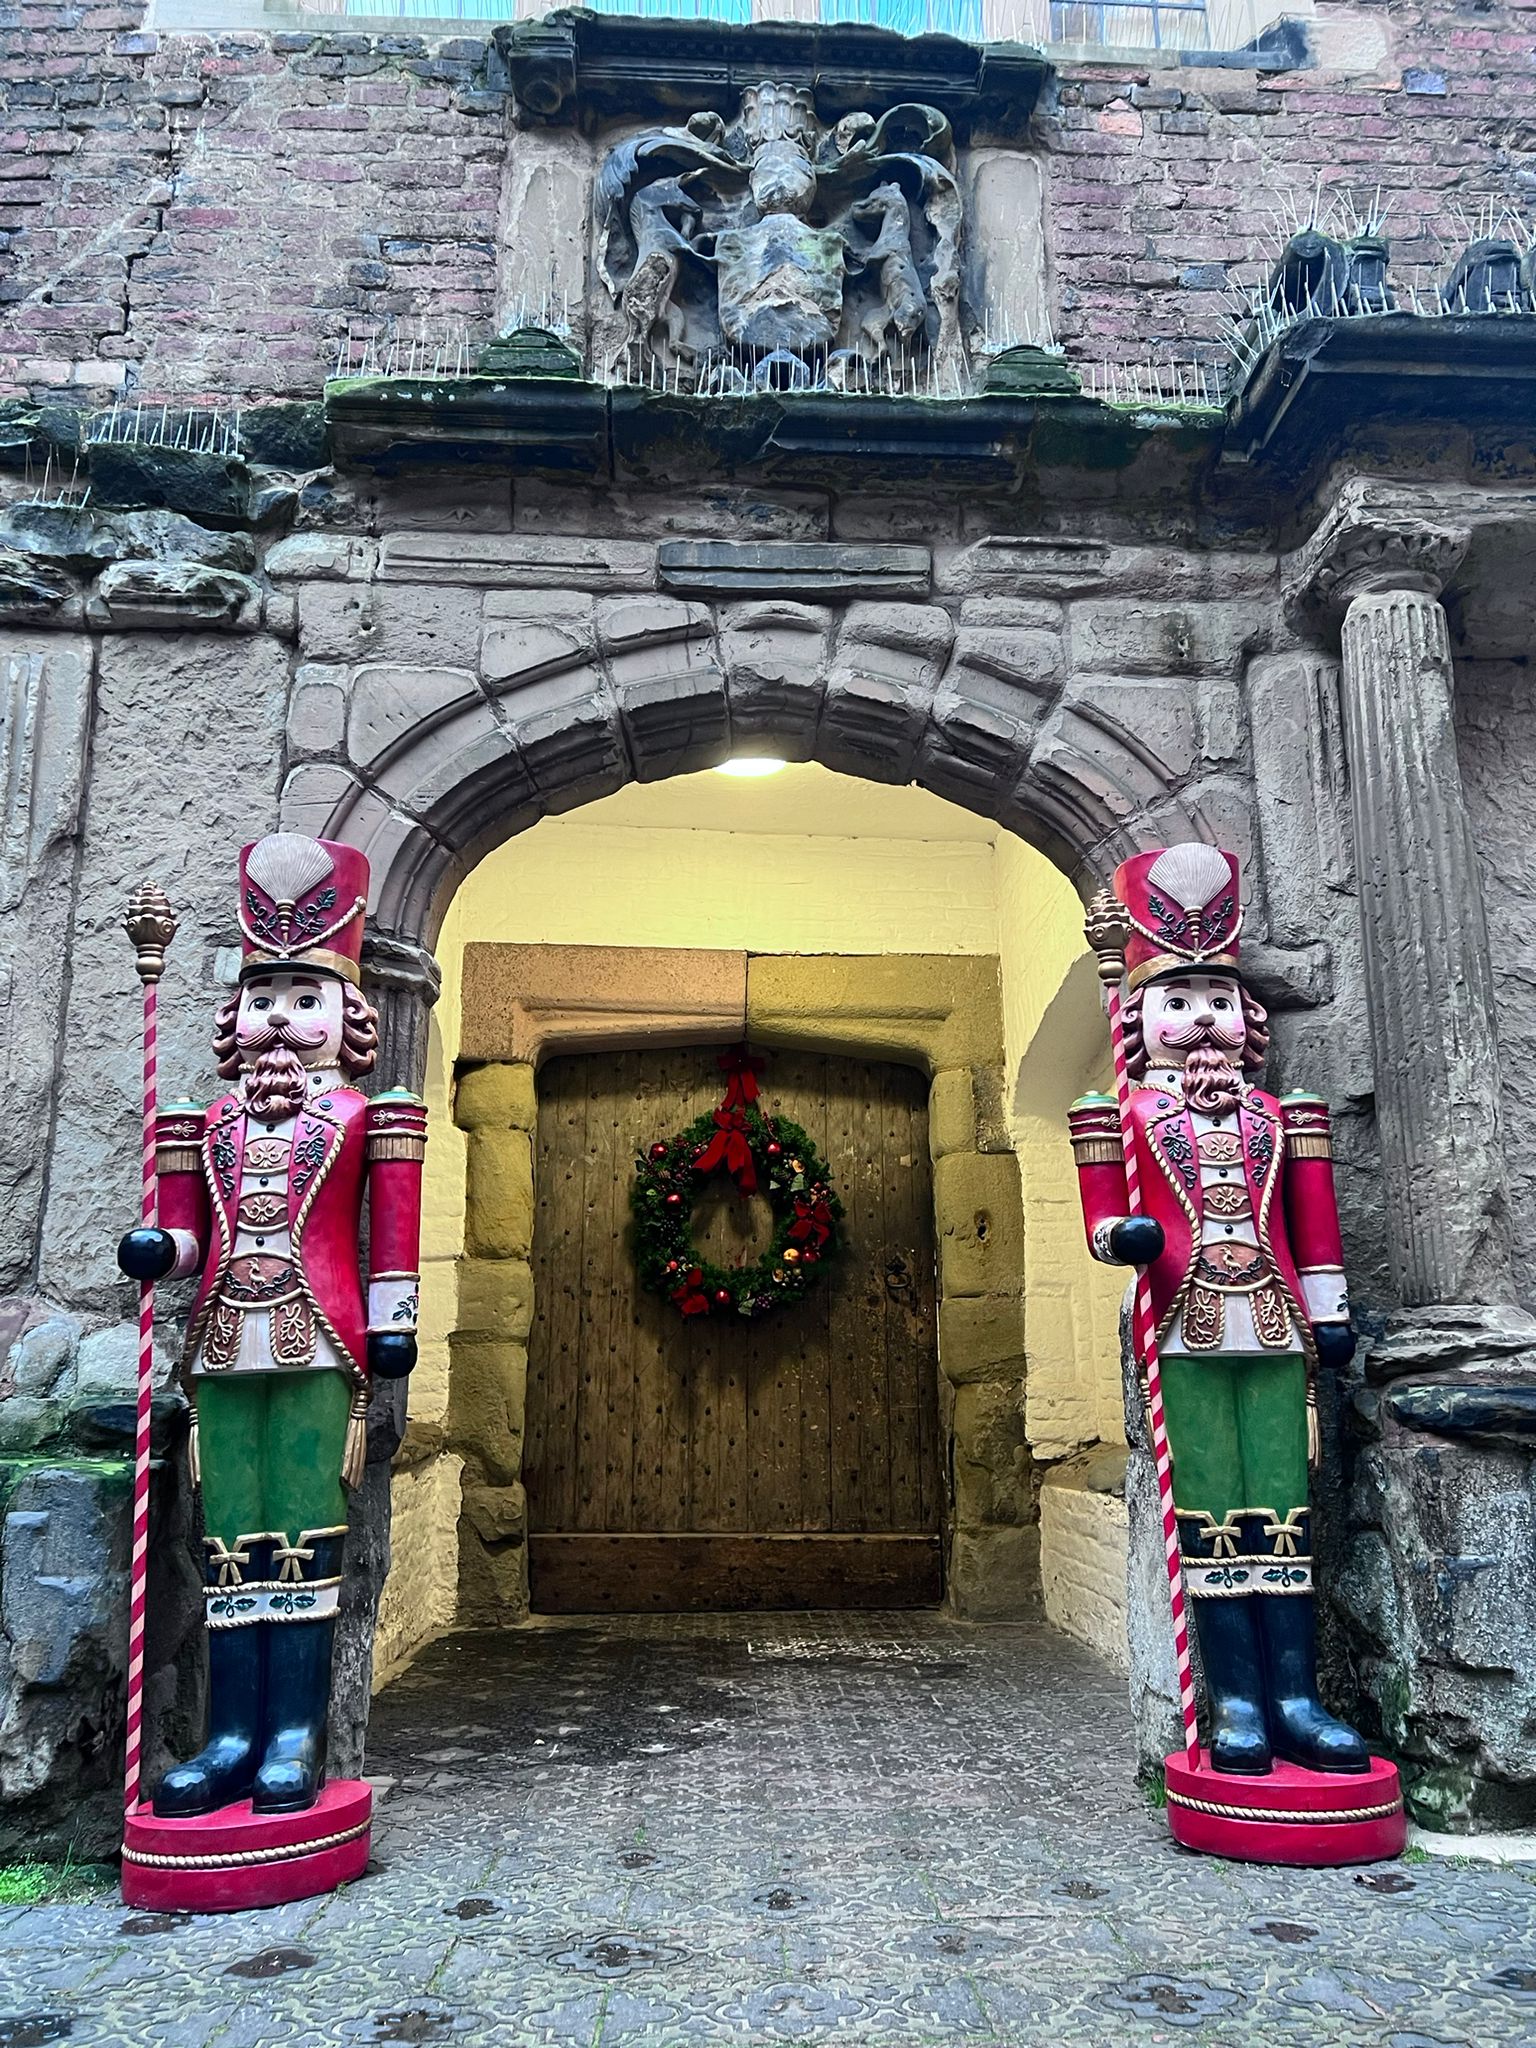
{"left": 1071, "top": 842, "right": 1405, "bottom": 1864}
{"left": 116, "top": 833, "right": 426, "bottom": 1909}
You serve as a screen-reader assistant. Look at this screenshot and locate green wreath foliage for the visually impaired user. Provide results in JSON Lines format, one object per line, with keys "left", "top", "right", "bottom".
{"left": 631, "top": 1105, "right": 844, "bottom": 1321}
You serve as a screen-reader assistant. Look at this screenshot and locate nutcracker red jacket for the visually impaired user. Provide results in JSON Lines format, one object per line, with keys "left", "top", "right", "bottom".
{"left": 154, "top": 1085, "right": 427, "bottom": 1380}
{"left": 1068, "top": 1084, "right": 1349, "bottom": 1354}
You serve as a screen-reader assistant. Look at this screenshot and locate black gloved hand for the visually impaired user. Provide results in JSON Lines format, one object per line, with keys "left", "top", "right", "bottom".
{"left": 118, "top": 1227, "right": 178, "bottom": 1282}
{"left": 1312, "top": 1322, "right": 1357, "bottom": 1369}
{"left": 1108, "top": 1216, "right": 1165, "bottom": 1266}
{"left": 368, "top": 1331, "right": 417, "bottom": 1380}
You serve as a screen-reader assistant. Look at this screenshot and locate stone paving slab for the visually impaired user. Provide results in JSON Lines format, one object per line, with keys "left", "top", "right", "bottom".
{"left": 5, "top": 1612, "right": 1536, "bottom": 2046}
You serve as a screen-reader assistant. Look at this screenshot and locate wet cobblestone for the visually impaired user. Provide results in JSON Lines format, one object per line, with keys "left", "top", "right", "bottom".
{"left": 6, "top": 1612, "right": 1536, "bottom": 2045}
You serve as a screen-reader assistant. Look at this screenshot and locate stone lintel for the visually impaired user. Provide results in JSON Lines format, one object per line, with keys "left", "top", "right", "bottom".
{"left": 379, "top": 532, "right": 656, "bottom": 593}
{"left": 744, "top": 953, "right": 1004, "bottom": 1074}
{"left": 657, "top": 541, "right": 931, "bottom": 602}
{"left": 935, "top": 536, "right": 1110, "bottom": 598}
{"left": 460, "top": 943, "right": 747, "bottom": 1064}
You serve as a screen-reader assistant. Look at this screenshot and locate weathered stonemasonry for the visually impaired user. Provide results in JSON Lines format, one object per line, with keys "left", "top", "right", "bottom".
{"left": 4, "top": 0, "right": 1536, "bottom": 1850}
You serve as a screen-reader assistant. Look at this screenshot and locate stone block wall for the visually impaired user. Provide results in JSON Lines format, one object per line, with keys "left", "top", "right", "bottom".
{"left": 0, "top": 479, "right": 1393, "bottom": 1837}
{"left": 1458, "top": 657, "right": 1536, "bottom": 1318}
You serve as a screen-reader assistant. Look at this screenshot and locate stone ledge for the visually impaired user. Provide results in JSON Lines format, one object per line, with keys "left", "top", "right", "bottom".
{"left": 658, "top": 541, "right": 931, "bottom": 602}
{"left": 1386, "top": 1381, "right": 1536, "bottom": 1445}
{"left": 1239, "top": 940, "right": 1333, "bottom": 1011}
{"left": 489, "top": 14, "right": 1048, "bottom": 138}
{"left": 379, "top": 532, "right": 656, "bottom": 592}
{"left": 1362, "top": 1304, "right": 1536, "bottom": 1386}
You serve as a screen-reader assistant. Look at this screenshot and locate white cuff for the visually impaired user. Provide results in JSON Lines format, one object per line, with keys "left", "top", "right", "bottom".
{"left": 1300, "top": 1268, "right": 1349, "bottom": 1324}
{"left": 1091, "top": 1218, "right": 1131, "bottom": 1263}
{"left": 369, "top": 1275, "right": 420, "bottom": 1332}
{"left": 168, "top": 1228, "right": 203, "bottom": 1279}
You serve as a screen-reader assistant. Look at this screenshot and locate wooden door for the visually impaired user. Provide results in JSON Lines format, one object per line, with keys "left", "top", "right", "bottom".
{"left": 524, "top": 1046, "right": 943, "bottom": 1611}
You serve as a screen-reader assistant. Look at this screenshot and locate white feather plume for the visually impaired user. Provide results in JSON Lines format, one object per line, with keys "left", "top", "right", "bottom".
{"left": 245, "top": 833, "right": 334, "bottom": 907}
{"left": 1146, "top": 842, "right": 1231, "bottom": 911}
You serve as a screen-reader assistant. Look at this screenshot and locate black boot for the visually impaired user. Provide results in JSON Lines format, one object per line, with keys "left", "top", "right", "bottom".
{"left": 252, "top": 1532, "right": 344, "bottom": 1814}
{"left": 152, "top": 1621, "right": 265, "bottom": 1817}
{"left": 1190, "top": 1598, "right": 1272, "bottom": 1775}
{"left": 1255, "top": 1593, "right": 1371, "bottom": 1773}
{"left": 252, "top": 1619, "right": 335, "bottom": 1812}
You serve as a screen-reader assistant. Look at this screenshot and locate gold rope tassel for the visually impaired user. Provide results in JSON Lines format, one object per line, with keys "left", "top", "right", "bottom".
{"left": 1307, "top": 1384, "right": 1320, "bottom": 1468}
{"left": 342, "top": 1385, "right": 369, "bottom": 1489}
{"left": 188, "top": 1406, "right": 201, "bottom": 1488}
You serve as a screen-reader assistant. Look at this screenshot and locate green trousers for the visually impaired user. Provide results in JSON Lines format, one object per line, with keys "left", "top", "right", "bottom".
{"left": 1161, "top": 1353, "right": 1312, "bottom": 1598}
{"left": 1161, "top": 1353, "right": 1308, "bottom": 1522}
{"left": 196, "top": 1370, "right": 350, "bottom": 1548}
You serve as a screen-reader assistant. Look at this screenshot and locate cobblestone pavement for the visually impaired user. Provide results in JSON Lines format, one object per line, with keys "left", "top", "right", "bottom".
{"left": 7, "top": 1611, "right": 1536, "bottom": 2047}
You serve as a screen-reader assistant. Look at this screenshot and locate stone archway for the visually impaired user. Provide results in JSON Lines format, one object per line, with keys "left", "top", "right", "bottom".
{"left": 279, "top": 586, "right": 1250, "bottom": 1041}
{"left": 287, "top": 572, "right": 1255, "bottom": 1749}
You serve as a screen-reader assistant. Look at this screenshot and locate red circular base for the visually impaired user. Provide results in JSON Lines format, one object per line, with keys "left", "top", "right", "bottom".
{"left": 1164, "top": 1751, "right": 1406, "bottom": 1866}
{"left": 121, "top": 1778, "right": 372, "bottom": 1912}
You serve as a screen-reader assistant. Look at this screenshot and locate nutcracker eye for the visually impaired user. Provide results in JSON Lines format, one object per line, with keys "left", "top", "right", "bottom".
{"left": 1164, "top": 997, "right": 1187, "bottom": 1012}
{"left": 296, "top": 995, "right": 319, "bottom": 1011}
{"left": 1213, "top": 996, "right": 1233, "bottom": 1011}
{"left": 250, "top": 997, "right": 272, "bottom": 1012}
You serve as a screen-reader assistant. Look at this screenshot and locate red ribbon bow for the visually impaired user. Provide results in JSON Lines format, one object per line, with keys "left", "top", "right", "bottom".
{"left": 716, "top": 1045, "right": 764, "bottom": 1112}
{"left": 694, "top": 1106, "right": 758, "bottom": 1194}
{"left": 788, "top": 1195, "right": 834, "bottom": 1248}
{"left": 670, "top": 1267, "right": 711, "bottom": 1316}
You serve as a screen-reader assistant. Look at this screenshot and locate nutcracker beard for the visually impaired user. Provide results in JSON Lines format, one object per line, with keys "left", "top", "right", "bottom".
{"left": 240, "top": 1045, "right": 311, "bottom": 1121}
{"left": 1181, "top": 1045, "right": 1245, "bottom": 1117}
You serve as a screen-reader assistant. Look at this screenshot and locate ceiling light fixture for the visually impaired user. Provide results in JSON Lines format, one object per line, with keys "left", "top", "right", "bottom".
{"left": 714, "top": 758, "right": 788, "bottom": 778}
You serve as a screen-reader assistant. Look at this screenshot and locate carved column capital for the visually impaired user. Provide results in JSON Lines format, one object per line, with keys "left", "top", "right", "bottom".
{"left": 362, "top": 935, "right": 441, "bottom": 1095}
{"left": 1287, "top": 481, "right": 1470, "bottom": 623}
{"left": 362, "top": 933, "right": 442, "bottom": 1007}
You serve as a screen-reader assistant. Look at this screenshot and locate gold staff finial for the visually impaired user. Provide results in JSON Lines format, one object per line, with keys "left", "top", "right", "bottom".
{"left": 1084, "top": 889, "right": 1130, "bottom": 989}
{"left": 124, "top": 883, "right": 178, "bottom": 986}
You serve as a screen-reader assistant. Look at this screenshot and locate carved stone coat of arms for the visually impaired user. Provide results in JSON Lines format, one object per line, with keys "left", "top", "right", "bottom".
{"left": 594, "top": 82, "right": 965, "bottom": 393}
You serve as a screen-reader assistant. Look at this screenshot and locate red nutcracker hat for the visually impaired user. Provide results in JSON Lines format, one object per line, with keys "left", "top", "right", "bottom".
{"left": 1114, "top": 842, "right": 1243, "bottom": 993}
{"left": 236, "top": 833, "right": 369, "bottom": 987}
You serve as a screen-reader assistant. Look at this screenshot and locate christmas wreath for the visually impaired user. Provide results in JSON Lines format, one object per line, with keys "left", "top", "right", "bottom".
{"left": 631, "top": 1048, "right": 844, "bottom": 1321}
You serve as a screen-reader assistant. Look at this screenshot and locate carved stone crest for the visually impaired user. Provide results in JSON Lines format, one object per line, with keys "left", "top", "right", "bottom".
{"left": 594, "top": 82, "right": 965, "bottom": 393}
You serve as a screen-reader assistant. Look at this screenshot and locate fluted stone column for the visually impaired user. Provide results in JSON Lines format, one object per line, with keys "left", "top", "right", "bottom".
{"left": 1306, "top": 505, "right": 1512, "bottom": 1309}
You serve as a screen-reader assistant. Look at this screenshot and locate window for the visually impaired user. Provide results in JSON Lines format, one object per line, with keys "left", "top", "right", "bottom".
{"left": 329, "top": 0, "right": 1305, "bottom": 59}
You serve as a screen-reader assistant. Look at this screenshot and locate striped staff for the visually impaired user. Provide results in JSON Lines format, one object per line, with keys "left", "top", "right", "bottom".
{"left": 1085, "top": 889, "right": 1201, "bottom": 1764}
{"left": 122, "top": 883, "right": 178, "bottom": 1814}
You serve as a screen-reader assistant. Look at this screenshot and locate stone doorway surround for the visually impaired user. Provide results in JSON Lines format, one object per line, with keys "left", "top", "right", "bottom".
{"left": 403, "top": 941, "right": 1031, "bottom": 1657}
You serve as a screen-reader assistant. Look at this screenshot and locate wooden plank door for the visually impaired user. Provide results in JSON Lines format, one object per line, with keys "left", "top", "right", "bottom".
{"left": 524, "top": 1046, "right": 943, "bottom": 1612}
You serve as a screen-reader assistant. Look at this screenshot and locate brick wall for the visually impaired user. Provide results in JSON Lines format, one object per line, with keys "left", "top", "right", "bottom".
{"left": 3, "top": 2, "right": 1532, "bottom": 402}
{"left": 1, "top": 9, "right": 504, "bottom": 398}
{"left": 1042, "top": 1, "right": 1536, "bottom": 365}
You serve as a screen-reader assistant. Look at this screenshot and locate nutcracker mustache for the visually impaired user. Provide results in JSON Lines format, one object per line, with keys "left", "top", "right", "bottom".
{"left": 1160, "top": 1016, "right": 1246, "bottom": 1054}
{"left": 236, "top": 1016, "right": 333, "bottom": 1054}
